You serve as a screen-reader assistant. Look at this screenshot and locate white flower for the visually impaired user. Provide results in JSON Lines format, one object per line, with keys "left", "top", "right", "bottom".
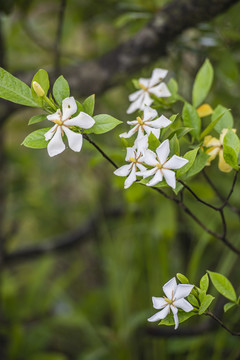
{"left": 148, "top": 277, "right": 194, "bottom": 330}
{"left": 44, "top": 96, "right": 95, "bottom": 157}
{"left": 139, "top": 139, "right": 188, "bottom": 189}
{"left": 120, "top": 106, "right": 171, "bottom": 140}
{"left": 114, "top": 135, "right": 148, "bottom": 189}
{"left": 127, "top": 68, "right": 171, "bottom": 114}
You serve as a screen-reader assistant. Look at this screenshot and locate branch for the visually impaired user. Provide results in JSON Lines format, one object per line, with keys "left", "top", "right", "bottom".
{"left": 206, "top": 311, "right": 240, "bottom": 336}
{"left": 54, "top": 0, "right": 67, "bottom": 77}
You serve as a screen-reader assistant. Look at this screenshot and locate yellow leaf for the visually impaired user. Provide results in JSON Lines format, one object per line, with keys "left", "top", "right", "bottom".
{"left": 197, "top": 104, "right": 213, "bottom": 118}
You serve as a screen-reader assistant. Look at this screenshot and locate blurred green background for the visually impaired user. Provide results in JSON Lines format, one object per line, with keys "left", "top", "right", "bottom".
{"left": 0, "top": 0, "right": 240, "bottom": 359}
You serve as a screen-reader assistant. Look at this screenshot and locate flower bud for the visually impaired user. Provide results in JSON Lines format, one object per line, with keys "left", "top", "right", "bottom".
{"left": 32, "top": 81, "right": 45, "bottom": 97}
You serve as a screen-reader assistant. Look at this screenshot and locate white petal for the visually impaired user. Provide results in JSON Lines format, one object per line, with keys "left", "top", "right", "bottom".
{"left": 174, "top": 298, "right": 193, "bottom": 312}
{"left": 162, "top": 169, "right": 176, "bottom": 189}
{"left": 63, "top": 127, "right": 83, "bottom": 152}
{"left": 125, "top": 147, "right": 135, "bottom": 161}
{"left": 164, "top": 155, "right": 189, "bottom": 170}
{"left": 143, "top": 106, "right": 158, "bottom": 122}
{"left": 127, "top": 93, "right": 145, "bottom": 114}
{"left": 62, "top": 97, "right": 77, "bottom": 120}
{"left": 127, "top": 120, "right": 138, "bottom": 125}
{"left": 138, "top": 167, "right": 157, "bottom": 178}
{"left": 45, "top": 125, "right": 57, "bottom": 141}
{"left": 163, "top": 277, "right": 177, "bottom": 299}
{"left": 146, "top": 115, "right": 171, "bottom": 129}
{"left": 170, "top": 306, "right": 179, "bottom": 330}
{"left": 156, "top": 140, "right": 170, "bottom": 164}
{"left": 150, "top": 83, "right": 171, "bottom": 98}
{"left": 149, "top": 68, "right": 168, "bottom": 87}
{"left": 174, "top": 284, "right": 194, "bottom": 300}
{"left": 147, "top": 306, "right": 169, "bottom": 322}
{"left": 141, "top": 92, "right": 153, "bottom": 108}
{"left": 143, "top": 125, "right": 160, "bottom": 139}
{"left": 136, "top": 163, "right": 147, "bottom": 172}
{"left": 136, "top": 127, "right": 145, "bottom": 140}
{"left": 146, "top": 170, "right": 163, "bottom": 187}
{"left": 114, "top": 164, "right": 132, "bottom": 177}
{"left": 119, "top": 125, "right": 139, "bottom": 139}
{"left": 65, "top": 112, "right": 95, "bottom": 129}
{"left": 152, "top": 297, "right": 167, "bottom": 309}
{"left": 129, "top": 89, "right": 143, "bottom": 102}
{"left": 47, "top": 109, "right": 61, "bottom": 122}
{"left": 139, "top": 78, "right": 150, "bottom": 88}
{"left": 142, "top": 149, "right": 157, "bottom": 166}
{"left": 134, "top": 134, "right": 149, "bottom": 154}
{"left": 124, "top": 168, "right": 137, "bottom": 189}
{"left": 47, "top": 126, "right": 65, "bottom": 157}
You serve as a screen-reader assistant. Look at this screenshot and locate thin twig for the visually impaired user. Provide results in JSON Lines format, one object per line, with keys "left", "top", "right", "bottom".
{"left": 83, "top": 133, "right": 118, "bottom": 169}
{"left": 219, "top": 170, "right": 239, "bottom": 210}
{"left": 206, "top": 311, "right": 240, "bottom": 336}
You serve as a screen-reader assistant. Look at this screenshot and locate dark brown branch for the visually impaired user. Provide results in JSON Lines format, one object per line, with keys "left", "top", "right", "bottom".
{"left": 206, "top": 311, "right": 240, "bottom": 336}
{"left": 54, "top": 0, "right": 67, "bottom": 77}
{"left": 219, "top": 170, "right": 238, "bottom": 210}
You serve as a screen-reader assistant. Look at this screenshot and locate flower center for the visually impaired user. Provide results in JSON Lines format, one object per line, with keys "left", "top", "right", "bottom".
{"left": 137, "top": 116, "right": 144, "bottom": 125}
{"left": 129, "top": 157, "right": 137, "bottom": 163}
{"left": 54, "top": 119, "right": 63, "bottom": 125}
{"left": 156, "top": 162, "right": 163, "bottom": 169}
{"left": 164, "top": 297, "right": 173, "bottom": 305}
{"left": 139, "top": 83, "right": 148, "bottom": 91}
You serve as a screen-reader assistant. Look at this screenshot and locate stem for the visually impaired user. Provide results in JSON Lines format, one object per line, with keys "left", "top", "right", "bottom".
{"left": 205, "top": 311, "right": 240, "bottom": 336}
{"left": 54, "top": 0, "right": 67, "bottom": 77}
{"left": 43, "top": 95, "right": 58, "bottom": 111}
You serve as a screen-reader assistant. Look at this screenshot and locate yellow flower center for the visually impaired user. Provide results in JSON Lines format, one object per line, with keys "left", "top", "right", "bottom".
{"left": 139, "top": 83, "right": 148, "bottom": 91}
{"left": 54, "top": 119, "right": 63, "bottom": 125}
{"left": 164, "top": 297, "right": 173, "bottom": 305}
{"left": 129, "top": 157, "right": 137, "bottom": 163}
{"left": 156, "top": 162, "right": 163, "bottom": 169}
{"left": 137, "top": 116, "right": 144, "bottom": 125}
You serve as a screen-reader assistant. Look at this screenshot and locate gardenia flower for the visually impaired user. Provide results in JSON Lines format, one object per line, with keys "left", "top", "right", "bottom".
{"left": 120, "top": 106, "right": 171, "bottom": 140}
{"left": 148, "top": 277, "right": 194, "bottom": 330}
{"left": 44, "top": 97, "right": 95, "bottom": 157}
{"left": 114, "top": 135, "right": 148, "bottom": 189}
{"left": 127, "top": 68, "right": 171, "bottom": 114}
{"left": 139, "top": 139, "right": 188, "bottom": 189}
{"left": 203, "top": 128, "right": 236, "bottom": 173}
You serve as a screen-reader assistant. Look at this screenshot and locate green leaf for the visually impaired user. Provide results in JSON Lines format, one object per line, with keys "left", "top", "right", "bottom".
{"left": 31, "top": 69, "right": 50, "bottom": 108}
{"left": 176, "top": 273, "right": 189, "bottom": 284}
{"left": 148, "top": 132, "right": 160, "bottom": 151}
{"left": 132, "top": 79, "right": 141, "bottom": 89}
{"left": 212, "top": 105, "right": 233, "bottom": 134}
{"left": 224, "top": 302, "right": 236, "bottom": 313}
{"left": 192, "top": 59, "right": 213, "bottom": 108}
{"left": 22, "top": 128, "right": 51, "bottom": 149}
{"left": 167, "top": 78, "right": 178, "bottom": 96}
{"left": 182, "top": 103, "right": 201, "bottom": 140}
{"left": 176, "top": 148, "right": 199, "bottom": 177}
{"left": 0, "top": 67, "right": 38, "bottom": 107}
{"left": 198, "top": 294, "right": 215, "bottom": 315}
{"left": 169, "top": 134, "right": 179, "bottom": 156}
{"left": 53, "top": 75, "right": 70, "bottom": 106}
{"left": 200, "top": 110, "right": 226, "bottom": 140}
{"left": 85, "top": 114, "right": 122, "bottom": 134}
{"left": 160, "top": 310, "right": 197, "bottom": 326}
{"left": 185, "top": 151, "right": 209, "bottom": 178}
{"left": 83, "top": 94, "right": 95, "bottom": 116}
{"left": 188, "top": 294, "right": 199, "bottom": 308}
{"left": 28, "top": 114, "right": 47, "bottom": 125}
{"left": 208, "top": 271, "right": 237, "bottom": 302}
{"left": 200, "top": 273, "right": 209, "bottom": 292}
{"left": 223, "top": 130, "right": 240, "bottom": 169}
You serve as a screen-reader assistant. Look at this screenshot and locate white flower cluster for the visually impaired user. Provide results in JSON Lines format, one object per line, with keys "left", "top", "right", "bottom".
{"left": 114, "top": 68, "right": 188, "bottom": 189}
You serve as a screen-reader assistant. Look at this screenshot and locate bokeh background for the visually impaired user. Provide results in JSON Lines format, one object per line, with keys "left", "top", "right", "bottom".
{"left": 0, "top": 0, "right": 240, "bottom": 359}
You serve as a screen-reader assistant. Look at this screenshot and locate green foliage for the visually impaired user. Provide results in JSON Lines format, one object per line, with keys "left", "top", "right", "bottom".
{"left": 192, "top": 59, "right": 214, "bottom": 108}
{"left": 53, "top": 76, "right": 70, "bottom": 106}
{"left": 176, "top": 273, "right": 189, "bottom": 284}
{"left": 223, "top": 130, "right": 240, "bottom": 169}
{"left": 85, "top": 114, "right": 122, "bottom": 134}
{"left": 22, "top": 128, "right": 51, "bottom": 149}
{"left": 31, "top": 69, "right": 50, "bottom": 107}
{"left": 200, "top": 273, "right": 209, "bottom": 292}
{"left": 182, "top": 103, "right": 201, "bottom": 140}
{"left": 160, "top": 310, "right": 197, "bottom": 326}
{"left": 224, "top": 302, "right": 236, "bottom": 313}
{"left": 148, "top": 132, "right": 160, "bottom": 151}
{"left": 212, "top": 105, "right": 234, "bottom": 134}
{"left": 28, "top": 114, "right": 47, "bottom": 125}
{"left": 198, "top": 294, "right": 215, "bottom": 315}
{"left": 185, "top": 151, "right": 209, "bottom": 178}
{"left": 176, "top": 148, "right": 199, "bottom": 177}
{"left": 200, "top": 110, "right": 226, "bottom": 140}
{"left": 208, "top": 271, "right": 237, "bottom": 302}
{"left": 0, "top": 67, "right": 38, "bottom": 107}
{"left": 83, "top": 94, "right": 95, "bottom": 116}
